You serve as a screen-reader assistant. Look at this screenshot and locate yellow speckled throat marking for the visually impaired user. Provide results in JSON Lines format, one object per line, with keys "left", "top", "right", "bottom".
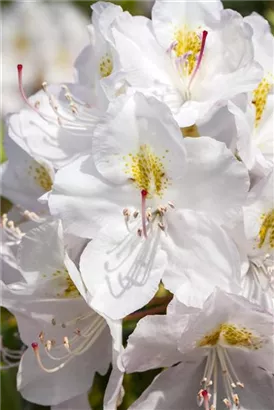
{"left": 124, "top": 144, "right": 170, "bottom": 198}
{"left": 258, "top": 209, "right": 274, "bottom": 249}
{"left": 28, "top": 163, "right": 52, "bottom": 191}
{"left": 253, "top": 78, "right": 272, "bottom": 128}
{"left": 197, "top": 323, "right": 262, "bottom": 350}
{"left": 174, "top": 27, "right": 202, "bottom": 75}
{"left": 99, "top": 53, "right": 113, "bottom": 78}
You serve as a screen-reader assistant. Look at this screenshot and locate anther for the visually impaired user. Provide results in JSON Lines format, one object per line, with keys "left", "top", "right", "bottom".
{"left": 158, "top": 222, "right": 165, "bottom": 231}
{"left": 45, "top": 340, "right": 52, "bottom": 351}
{"left": 168, "top": 201, "right": 175, "bottom": 209}
{"left": 39, "top": 332, "right": 44, "bottom": 343}
{"left": 63, "top": 337, "right": 70, "bottom": 350}
{"left": 233, "top": 394, "right": 240, "bottom": 406}
{"left": 223, "top": 398, "right": 231, "bottom": 408}
{"left": 137, "top": 228, "right": 142, "bottom": 237}
{"left": 123, "top": 208, "right": 130, "bottom": 219}
{"left": 133, "top": 210, "right": 139, "bottom": 218}
{"left": 51, "top": 318, "right": 56, "bottom": 326}
{"left": 236, "top": 382, "right": 244, "bottom": 388}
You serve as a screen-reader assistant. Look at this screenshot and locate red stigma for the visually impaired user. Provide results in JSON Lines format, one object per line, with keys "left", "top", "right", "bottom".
{"left": 202, "top": 389, "right": 208, "bottom": 398}
{"left": 141, "top": 189, "right": 148, "bottom": 197}
{"left": 17, "top": 64, "right": 23, "bottom": 72}
{"left": 31, "top": 342, "right": 38, "bottom": 349}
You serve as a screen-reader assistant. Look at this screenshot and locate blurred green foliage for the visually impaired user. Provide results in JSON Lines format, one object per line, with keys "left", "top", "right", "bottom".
{"left": 1, "top": 1, "right": 273, "bottom": 409}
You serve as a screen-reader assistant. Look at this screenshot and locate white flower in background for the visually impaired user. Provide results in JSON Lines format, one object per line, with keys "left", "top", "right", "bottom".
{"left": 49, "top": 93, "right": 249, "bottom": 318}
{"left": 83, "top": 1, "right": 128, "bottom": 102}
{"left": 111, "top": 0, "right": 262, "bottom": 127}
{"left": 239, "top": 168, "right": 274, "bottom": 310}
{"left": 7, "top": 2, "right": 127, "bottom": 170}
{"left": 0, "top": 219, "right": 123, "bottom": 408}
{"left": 228, "top": 13, "right": 274, "bottom": 179}
{"left": 122, "top": 290, "right": 274, "bottom": 410}
{"left": 7, "top": 75, "right": 100, "bottom": 169}
{"left": 1, "top": 0, "right": 89, "bottom": 115}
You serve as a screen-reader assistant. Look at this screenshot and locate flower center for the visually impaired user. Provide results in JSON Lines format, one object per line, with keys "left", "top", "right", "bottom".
{"left": 99, "top": 53, "right": 113, "bottom": 78}
{"left": 252, "top": 77, "right": 272, "bottom": 128}
{"left": 124, "top": 144, "right": 170, "bottom": 199}
{"left": 197, "top": 323, "right": 262, "bottom": 350}
{"left": 28, "top": 162, "right": 53, "bottom": 191}
{"left": 258, "top": 209, "right": 274, "bottom": 250}
{"left": 174, "top": 27, "right": 202, "bottom": 76}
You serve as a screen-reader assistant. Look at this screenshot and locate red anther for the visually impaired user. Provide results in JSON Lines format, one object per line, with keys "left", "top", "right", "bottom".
{"left": 141, "top": 189, "right": 148, "bottom": 197}
{"left": 31, "top": 342, "right": 38, "bottom": 349}
{"left": 17, "top": 64, "right": 23, "bottom": 72}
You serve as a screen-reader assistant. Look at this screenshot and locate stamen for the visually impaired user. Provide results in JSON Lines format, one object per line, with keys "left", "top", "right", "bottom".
{"left": 188, "top": 30, "right": 208, "bottom": 89}
{"left": 31, "top": 342, "right": 68, "bottom": 373}
{"left": 141, "top": 190, "right": 148, "bottom": 239}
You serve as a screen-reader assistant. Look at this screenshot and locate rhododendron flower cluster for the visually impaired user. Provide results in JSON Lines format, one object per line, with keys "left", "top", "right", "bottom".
{"left": 1, "top": 1, "right": 273, "bottom": 410}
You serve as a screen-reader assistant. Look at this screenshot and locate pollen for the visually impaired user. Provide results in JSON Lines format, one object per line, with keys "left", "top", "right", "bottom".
{"left": 258, "top": 209, "right": 274, "bottom": 249}
{"left": 45, "top": 267, "right": 80, "bottom": 299}
{"left": 13, "top": 34, "right": 29, "bottom": 52}
{"left": 174, "top": 26, "right": 202, "bottom": 75}
{"left": 64, "top": 276, "right": 80, "bottom": 298}
{"left": 253, "top": 78, "right": 272, "bottom": 128}
{"left": 99, "top": 53, "right": 113, "bottom": 78}
{"left": 197, "top": 325, "right": 222, "bottom": 347}
{"left": 197, "top": 323, "right": 262, "bottom": 350}
{"left": 28, "top": 163, "right": 53, "bottom": 191}
{"left": 220, "top": 324, "right": 262, "bottom": 349}
{"left": 124, "top": 144, "right": 169, "bottom": 198}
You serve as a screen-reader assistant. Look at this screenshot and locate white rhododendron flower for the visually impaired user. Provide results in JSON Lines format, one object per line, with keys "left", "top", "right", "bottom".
{"left": 49, "top": 93, "right": 249, "bottom": 317}
{"left": 122, "top": 290, "right": 274, "bottom": 410}
{"left": 111, "top": 0, "right": 262, "bottom": 127}
{"left": 1, "top": 1, "right": 273, "bottom": 409}
{"left": 228, "top": 12, "right": 274, "bottom": 178}
{"left": 1, "top": 219, "right": 123, "bottom": 408}
{"left": 239, "top": 169, "right": 274, "bottom": 310}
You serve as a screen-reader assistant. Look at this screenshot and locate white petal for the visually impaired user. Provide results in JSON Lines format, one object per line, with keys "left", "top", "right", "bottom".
{"left": 122, "top": 314, "right": 184, "bottom": 373}
{"left": 80, "top": 222, "right": 168, "bottom": 319}
{"left": 179, "top": 137, "right": 250, "bottom": 225}
{"left": 49, "top": 155, "right": 134, "bottom": 238}
{"left": 162, "top": 210, "right": 242, "bottom": 308}
{"left": 51, "top": 393, "right": 91, "bottom": 410}
{"left": 128, "top": 359, "right": 204, "bottom": 410}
